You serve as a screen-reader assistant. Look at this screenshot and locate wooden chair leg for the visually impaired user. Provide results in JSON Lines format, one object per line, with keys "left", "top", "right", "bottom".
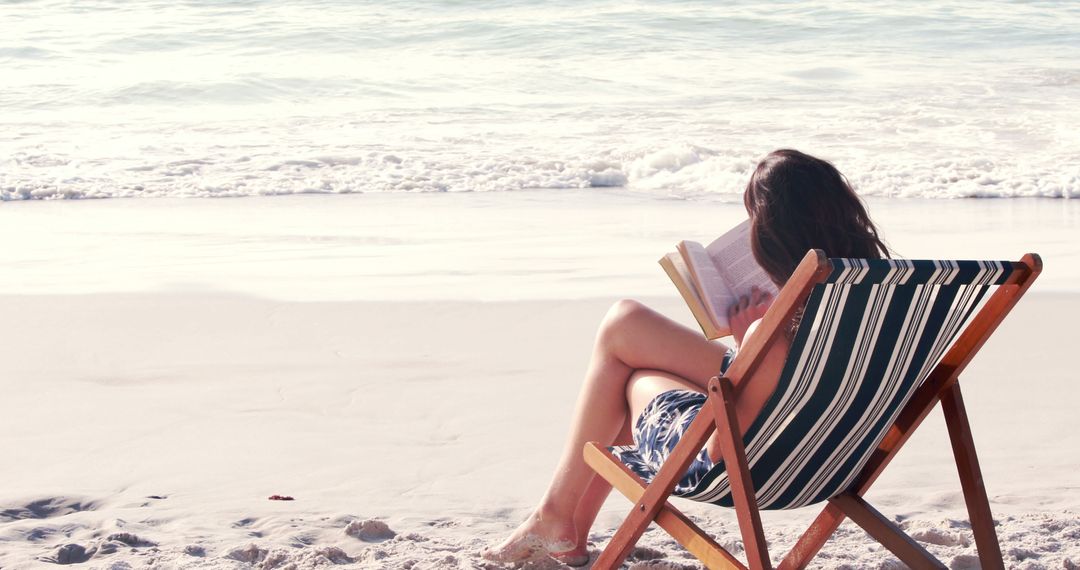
{"left": 941, "top": 381, "right": 1005, "bottom": 570}
{"left": 584, "top": 443, "right": 748, "bottom": 570}
{"left": 710, "top": 377, "right": 771, "bottom": 570}
{"left": 831, "top": 494, "right": 945, "bottom": 570}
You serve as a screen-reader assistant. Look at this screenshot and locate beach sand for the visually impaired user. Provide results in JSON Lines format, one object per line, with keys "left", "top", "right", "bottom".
{"left": 2, "top": 291, "right": 1078, "bottom": 568}
{"left": 2, "top": 191, "right": 1077, "bottom": 568}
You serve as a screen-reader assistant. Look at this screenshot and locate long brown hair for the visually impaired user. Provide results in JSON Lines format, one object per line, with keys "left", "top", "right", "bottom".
{"left": 744, "top": 149, "right": 889, "bottom": 286}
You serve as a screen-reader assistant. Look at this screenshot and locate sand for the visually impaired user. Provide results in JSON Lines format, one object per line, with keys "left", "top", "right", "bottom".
{"left": 2, "top": 291, "right": 1078, "bottom": 569}
{"left": 2, "top": 190, "right": 1077, "bottom": 568}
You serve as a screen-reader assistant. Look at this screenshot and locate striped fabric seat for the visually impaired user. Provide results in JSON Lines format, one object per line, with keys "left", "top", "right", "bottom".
{"left": 614, "top": 258, "right": 1012, "bottom": 510}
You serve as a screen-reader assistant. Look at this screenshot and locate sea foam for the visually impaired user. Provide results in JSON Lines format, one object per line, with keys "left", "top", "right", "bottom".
{"left": 3, "top": 144, "right": 1076, "bottom": 201}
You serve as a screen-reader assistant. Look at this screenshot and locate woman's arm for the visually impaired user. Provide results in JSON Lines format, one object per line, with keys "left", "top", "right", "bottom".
{"left": 705, "top": 287, "right": 783, "bottom": 463}
{"left": 728, "top": 287, "right": 772, "bottom": 348}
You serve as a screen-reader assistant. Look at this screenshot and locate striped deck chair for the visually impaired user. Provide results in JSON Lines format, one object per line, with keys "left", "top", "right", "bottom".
{"left": 584, "top": 250, "right": 1042, "bottom": 570}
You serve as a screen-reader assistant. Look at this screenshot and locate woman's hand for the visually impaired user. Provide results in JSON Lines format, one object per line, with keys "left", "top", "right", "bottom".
{"left": 728, "top": 286, "right": 773, "bottom": 347}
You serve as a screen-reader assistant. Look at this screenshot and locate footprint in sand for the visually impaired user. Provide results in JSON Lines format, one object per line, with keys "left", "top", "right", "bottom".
{"left": 47, "top": 543, "right": 94, "bottom": 565}
{"left": 105, "top": 532, "right": 156, "bottom": 548}
{"left": 345, "top": 519, "right": 396, "bottom": 542}
{"left": 629, "top": 546, "right": 666, "bottom": 561}
{"left": 907, "top": 527, "right": 971, "bottom": 547}
{"left": 1, "top": 497, "right": 98, "bottom": 521}
{"left": 227, "top": 543, "right": 269, "bottom": 564}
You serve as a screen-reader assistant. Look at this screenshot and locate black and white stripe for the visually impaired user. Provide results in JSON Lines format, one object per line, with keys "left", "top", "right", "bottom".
{"left": 670, "top": 258, "right": 1010, "bottom": 509}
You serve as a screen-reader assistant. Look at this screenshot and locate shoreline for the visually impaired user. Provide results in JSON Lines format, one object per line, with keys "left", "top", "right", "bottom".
{"left": 1, "top": 191, "right": 1078, "bottom": 302}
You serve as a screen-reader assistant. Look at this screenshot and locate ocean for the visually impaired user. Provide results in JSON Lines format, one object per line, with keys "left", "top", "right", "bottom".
{"left": 3, "top": 0, "right": 1079, "bottom": 201}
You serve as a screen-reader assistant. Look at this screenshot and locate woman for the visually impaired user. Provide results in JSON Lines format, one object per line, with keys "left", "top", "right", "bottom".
{"left": 482, "top": 149, "right": 890, "bottom": 566}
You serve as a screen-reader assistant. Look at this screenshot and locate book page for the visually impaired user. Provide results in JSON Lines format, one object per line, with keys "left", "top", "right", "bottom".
{"left": 677, "top": 241, "right": 735, "bottom": 333}
{"left": 704, "top": 219, "right": 779, "bottom": 299}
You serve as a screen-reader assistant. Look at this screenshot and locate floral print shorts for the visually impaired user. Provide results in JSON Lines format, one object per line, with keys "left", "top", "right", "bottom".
{"left": 610, "top": 348, "right": 735, "bottom": 495}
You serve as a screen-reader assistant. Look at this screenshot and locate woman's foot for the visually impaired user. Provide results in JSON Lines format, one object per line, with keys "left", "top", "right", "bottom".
{"left": 481, "top": 507, "right": 577, "bottom": 563}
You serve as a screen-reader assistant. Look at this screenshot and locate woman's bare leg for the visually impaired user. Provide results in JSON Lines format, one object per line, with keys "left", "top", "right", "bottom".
{"left": 483, "top": 300, "right": 731, "bottom": 562}
{"left": 549, "top": 419, "right": 630, "bottom": 566}
{"left": 551, "top": 369, "right": 708, "bottom": 565}
{"left": 549, "top": 453, "right": 620, "bottom": 565}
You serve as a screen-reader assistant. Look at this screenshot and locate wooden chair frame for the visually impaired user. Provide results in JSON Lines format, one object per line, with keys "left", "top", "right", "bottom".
{"left": 584, "top": 250, "right": 1042, "bottom": 569}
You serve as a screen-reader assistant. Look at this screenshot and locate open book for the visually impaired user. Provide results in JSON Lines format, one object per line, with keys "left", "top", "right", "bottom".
{"left": 660, "top": 220, "right": 779, "bottom": 339}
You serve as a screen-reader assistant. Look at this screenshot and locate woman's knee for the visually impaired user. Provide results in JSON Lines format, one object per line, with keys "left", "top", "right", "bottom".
{"left": 598, "top": 299, "right": 650, "bottom": 344}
